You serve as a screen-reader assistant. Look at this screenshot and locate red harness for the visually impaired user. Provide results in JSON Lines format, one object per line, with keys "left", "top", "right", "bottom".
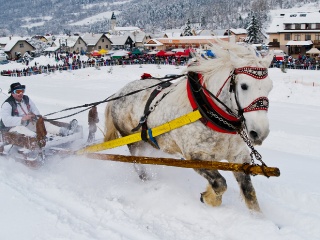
{"left": 187, "top": 67, "right": 269, "bottom": 134}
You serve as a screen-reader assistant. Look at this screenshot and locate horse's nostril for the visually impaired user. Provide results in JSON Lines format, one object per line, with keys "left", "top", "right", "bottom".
{"left": 249, "top": 130, "right": 258, "bottom": 139}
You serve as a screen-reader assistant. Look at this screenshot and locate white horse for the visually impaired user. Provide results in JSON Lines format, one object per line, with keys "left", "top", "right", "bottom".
{"left": 104, "top": 41, "right": 273, "bottom": 211}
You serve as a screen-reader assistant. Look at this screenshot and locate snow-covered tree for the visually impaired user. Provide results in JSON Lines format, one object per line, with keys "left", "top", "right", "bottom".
{"left": 183, "top": 19, "right": 193, "bottom": 36}
{"left": 246, "top": 14, "right": 262, "bottom": 43}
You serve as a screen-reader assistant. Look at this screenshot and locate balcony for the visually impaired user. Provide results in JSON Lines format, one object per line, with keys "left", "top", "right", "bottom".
{"left": 268, "top": 41, "right": 280, "bottom": 48}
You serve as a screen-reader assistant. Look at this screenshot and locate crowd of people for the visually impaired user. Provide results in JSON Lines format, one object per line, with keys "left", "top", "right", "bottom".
{"left": 2, "top": 51, "right": 320, "bottom": 77}
{"left": 270, "top": 53, "right": 320, "bottom": 70}
{"left": 0, "top": 52, "right": 191, "bottom": 77}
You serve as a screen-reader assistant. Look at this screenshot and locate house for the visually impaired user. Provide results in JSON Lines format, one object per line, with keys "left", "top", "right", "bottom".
{"left": 266, "top": 10, "right": 320, "bottom": 57}
{"left": 31, "top": 35, "right": 48, "bottom": 43}
{"left": 47, "top": 35, "right": 87, "bottom": 54}
{"left": 82, "top": 33, "right": 112, "bottom": 53}
{"left": 163, "top": 29, "right": 183, "bottom": 38}
{"left": 129, "top": 31, "right": 151, "bottom": 49}
{"left": 225, "top": 28, "right": 248, "bottom": 43}
{"left": 0, "top": 36, "right": 27, "bottom": 49}
{"left": 2, "top": 37, "right": 35, "bottom": 60}
{"left": 144, "top": 36, "right": 232, "bottom": 51}
{"left": 108, "top": 34, "right": 133, "bottom": 50}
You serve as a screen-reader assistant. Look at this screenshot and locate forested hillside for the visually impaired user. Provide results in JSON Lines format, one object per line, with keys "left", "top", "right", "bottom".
{"left": 0, "top": 0, "right": 319, "bottom": 36}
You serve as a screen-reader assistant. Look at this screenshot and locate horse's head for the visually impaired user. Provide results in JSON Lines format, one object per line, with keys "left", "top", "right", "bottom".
{"left": 232, "top": 64, "right": 273, "bottom": 145}
{"left": 188, "top": 41, "right": 273, "bottom": 145}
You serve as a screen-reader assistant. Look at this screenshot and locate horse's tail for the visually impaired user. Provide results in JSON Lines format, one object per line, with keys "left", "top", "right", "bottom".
{"left": 104, "top": 102, "right": 119, "bottom": 142}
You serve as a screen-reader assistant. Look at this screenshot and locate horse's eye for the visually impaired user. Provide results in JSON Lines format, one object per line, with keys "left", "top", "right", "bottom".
{"left": 241, "top": 84, "right": 248, "bottom": 90}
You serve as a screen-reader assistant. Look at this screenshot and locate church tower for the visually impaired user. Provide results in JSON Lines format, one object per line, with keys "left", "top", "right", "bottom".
{"left": 111, "top": 12, "right": 116, "bottom": 31}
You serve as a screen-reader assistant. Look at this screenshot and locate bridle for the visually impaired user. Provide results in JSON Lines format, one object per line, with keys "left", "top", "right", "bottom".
{"left": 187, "top": 66, "right": 270, "bottom": 134}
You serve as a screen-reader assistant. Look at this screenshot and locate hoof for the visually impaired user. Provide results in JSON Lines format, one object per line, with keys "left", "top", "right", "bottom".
{"left": 138, "top": 172, "right": 149, "bottom": 181}
{"left": 200, "top": 185, "right": 223, "bottom": 207}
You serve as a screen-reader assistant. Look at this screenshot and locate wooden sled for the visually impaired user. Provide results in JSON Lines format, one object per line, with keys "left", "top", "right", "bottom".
{"left": 0, "top": 116, "right": 83, "bottom": 167}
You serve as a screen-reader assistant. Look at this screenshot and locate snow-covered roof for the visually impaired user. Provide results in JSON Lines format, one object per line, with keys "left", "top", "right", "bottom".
{"left": 0, "top": 36, "right": 27, "bottom": 45}
{"left": 267, "top": 10, "right": 320, "bottom": 33}
{"left": 82, "top": 33, "right": 104, "bottom": 46}
{"left": 53, "top": 35, "right": 80, "bottom": 48}
{"left": 164, "top": 30, "right": 183, "bottom": 38}
{"left": 144, "top": 39, "right": 163, "bottom": 46}
{"left": 109, "top": 35, "right": 131, "bottom": 45}
{"left": 212, "top": 29, "right": 226, "bottom": 36}
{"left": 145, "top": 36, "right": 231, "bottom": 46}
{"left": 195, "top": 30, "right": 215, "bottom": 36}
{"left": 230, "top": 28, "right": 247, "bottom": 35}
{"left": 128, "top": 31, "right": 145, "bottom": 43}
{"left": 3, "top": 39, "right": 35, "bottom": 51}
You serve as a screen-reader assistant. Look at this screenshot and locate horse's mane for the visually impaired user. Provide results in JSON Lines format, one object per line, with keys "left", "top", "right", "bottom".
{"left": 186, "top": 40, "right": 273, "bottom": 85}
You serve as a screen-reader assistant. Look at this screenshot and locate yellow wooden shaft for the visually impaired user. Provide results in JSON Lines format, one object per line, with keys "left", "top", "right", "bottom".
{"left": 77, "top": 110, "right": 202, "bottom": 154}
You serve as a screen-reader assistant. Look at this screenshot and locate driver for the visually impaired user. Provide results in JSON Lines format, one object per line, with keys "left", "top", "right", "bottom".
{"left": 0, "top": 82, "right": 77, "bottom": 136}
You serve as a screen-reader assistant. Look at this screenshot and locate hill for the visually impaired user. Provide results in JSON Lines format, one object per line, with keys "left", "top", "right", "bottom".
{"left": 0, "top": 0, "right": 319, "bottom": 36}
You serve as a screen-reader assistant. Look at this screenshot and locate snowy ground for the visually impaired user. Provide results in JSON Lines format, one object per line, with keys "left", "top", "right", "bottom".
{"left": 0, "top": 58, "right": 320, "bottom": 240}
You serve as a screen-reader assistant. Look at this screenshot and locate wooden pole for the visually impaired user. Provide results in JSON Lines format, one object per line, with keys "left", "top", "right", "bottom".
{"left": 84, "top": 153, "right": 280, "bottom": 177}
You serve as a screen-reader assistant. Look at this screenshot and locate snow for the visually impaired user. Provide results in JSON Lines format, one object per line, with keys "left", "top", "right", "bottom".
{"left": 70, "top": 11, "right": 121, "bottom": 26}
{"left": 0, "top": 57, "right": 320, "bottom": 240}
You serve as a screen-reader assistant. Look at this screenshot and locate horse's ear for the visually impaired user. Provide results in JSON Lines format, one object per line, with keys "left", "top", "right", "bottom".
{"left": 260, "top": 51, "right": 274, "bottom": 68}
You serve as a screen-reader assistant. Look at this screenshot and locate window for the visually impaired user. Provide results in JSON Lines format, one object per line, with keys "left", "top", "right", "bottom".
{"left": 290, "top": 14, "right": 297, "bottom": 17}
{"left": 78, "top": 39, "right": 81, "bottom": 44}
{"left": 294, "top": 34, "right": 301, "bottom": 41}
{"left": 284, "top": 24, "right": 291, "bottom": 30}
{"left": 316, "top": 23, "right": 320, "bottom": 29}
{"left": 305, "top": 34, "right": 311, "bottom": 41}
{"left": 300, "top": 14, "right": 307, "bottom": 17}
{"left": 272, "top": 39, "right": 278, "bottom": 42}
{"left": 106, "top": 45, "right": 108, "bottom": 49}
{"left": 315, "top": 34, "right": 320, "bottom": 41}
{"left": 102, "top": 38, "right": 105, "bottom": 42}
{"left": 284, "top": 33, "right": 291, "bottom": 40}
{"left": 19, "top": 43, "right": 24, "bottom": 48}
{"left": 295, "top": 24, "right": 301, "bottom": 30}
{"left": 98, "top": 46, "right": 101, "bottom": 49}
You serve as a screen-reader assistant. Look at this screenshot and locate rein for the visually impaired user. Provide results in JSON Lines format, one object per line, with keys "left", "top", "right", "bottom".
{"left": 43, "top": 74, "right": 185, "bottom": 121}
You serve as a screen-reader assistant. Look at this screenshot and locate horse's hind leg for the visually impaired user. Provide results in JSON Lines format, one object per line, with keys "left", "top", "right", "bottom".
{"left": 127, "top": 142, "right": 149, "bottom": 181}
{"left": 233, "top": 172, "right": 260, "bottom": 211}
{"left": 195, "top": 169, "right": 227, "bottom": 207}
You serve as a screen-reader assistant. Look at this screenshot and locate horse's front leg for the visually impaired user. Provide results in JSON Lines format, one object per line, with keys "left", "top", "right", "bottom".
{"left": 232, "top": 152, "right": 261, "bottom": 211}
{"left": 194, "top": 169, "right": 227, "bottom": 207}
{"left": 233, "top": 172, "right": 260, "bottom": 212}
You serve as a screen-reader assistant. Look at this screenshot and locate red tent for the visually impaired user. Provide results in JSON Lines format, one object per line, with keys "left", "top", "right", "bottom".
{"left": 184, "top": 48, "right": 195, "bottom": 55}
{"left": 175, "top": 51, "right": 189, "bottom": 57}
{"left": 165, "top": 51, "right": 175, "bottom": 56}
{"left": 156, "top": 50, "right": 167, "bottom": 57}
{"left": 275, "top": 55, "right": 284, "bottom": 61}
{"left": 91, "top": 51, "right": 102, "bottom": 57}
